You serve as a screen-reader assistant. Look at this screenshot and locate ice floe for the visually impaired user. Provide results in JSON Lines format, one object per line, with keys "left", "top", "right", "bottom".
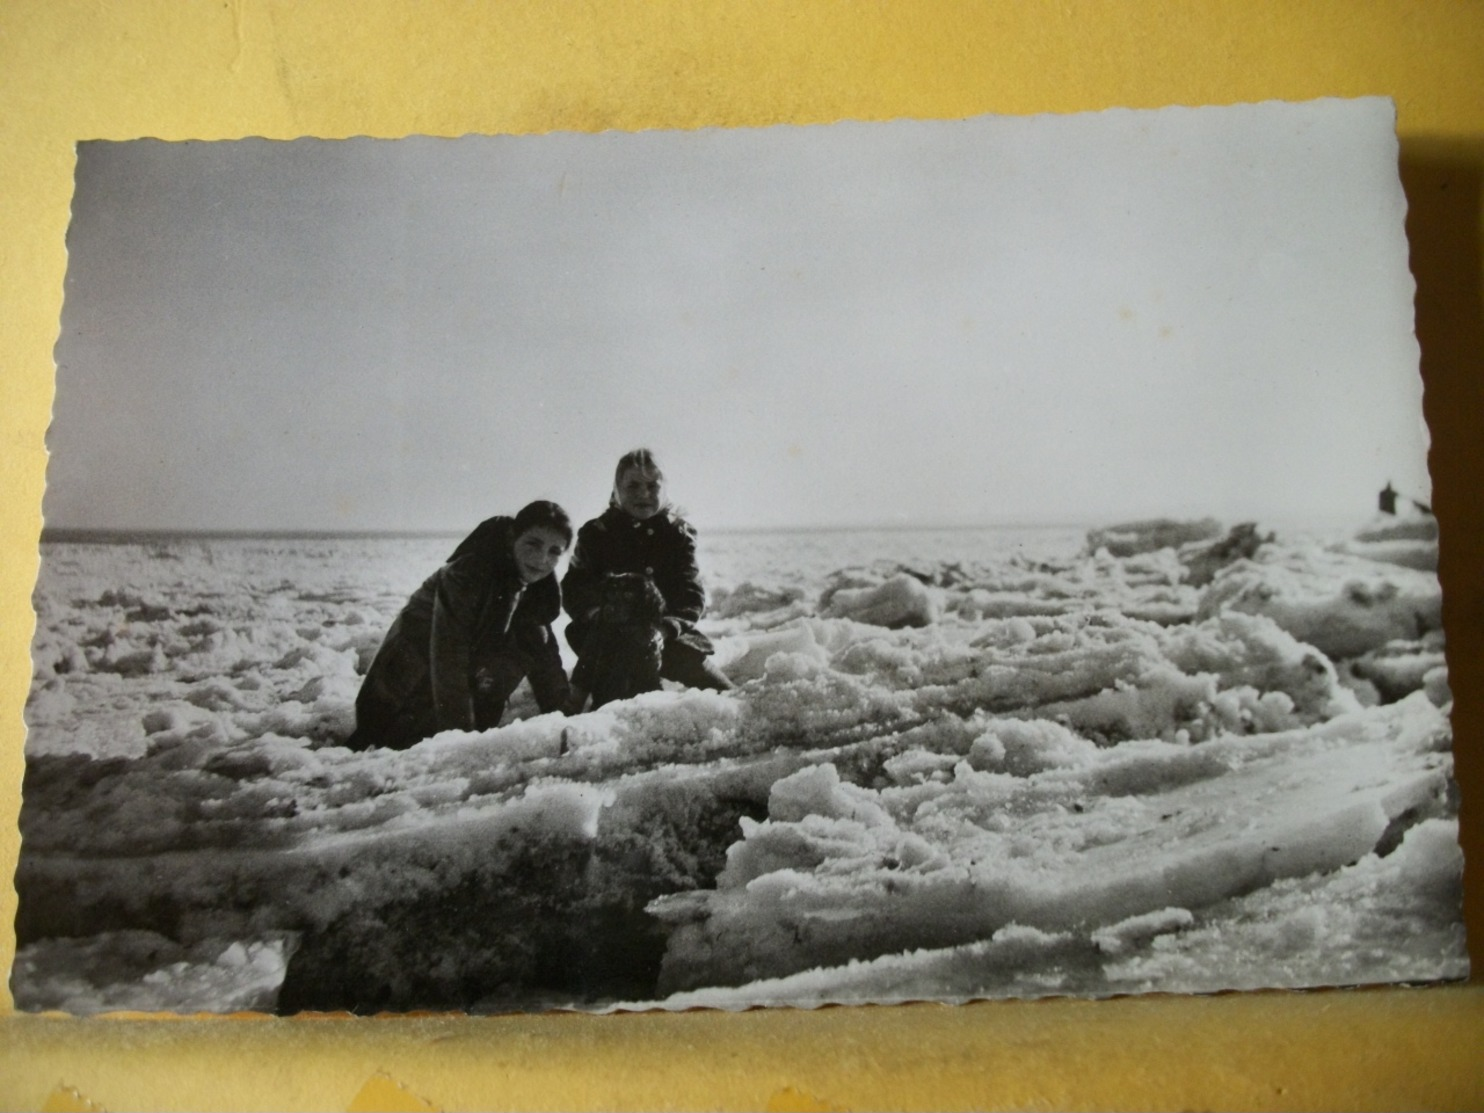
{"left": 12, "top": 519, "right": 1465, "bottom": 1013}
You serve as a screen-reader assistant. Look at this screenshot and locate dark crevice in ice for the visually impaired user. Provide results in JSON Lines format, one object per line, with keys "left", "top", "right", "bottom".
{"left": 273, "top": 777, "right": 772, "bottom": 1014}
{"left": 1372, "top": 783, "right": 1454, "bottom": 860}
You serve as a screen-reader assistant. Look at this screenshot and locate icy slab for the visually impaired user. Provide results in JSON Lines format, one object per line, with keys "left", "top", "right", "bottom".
{"left": 1085, "top": 518, "right": 1223, "bottom": 558}
{"left": 650, "top": 695, "right": 1453, "bottom": 994}
{"left": 1330, "top": 512, "right": 1440, "bottom": 572}
{"left": 648, "top": 817, "right": 1465, "bottom": 1010}
{"left": 1354, "top": 514, "right": 1439, "bottom": 543}
{"left": 12, "top": 931, "right": 295, "bottom": 1015}
{"left": 1197, "top": 545, "right": 1441, "bottom": 660}
{"left": 821, "top": 573, "right": 942, "bottom": 628}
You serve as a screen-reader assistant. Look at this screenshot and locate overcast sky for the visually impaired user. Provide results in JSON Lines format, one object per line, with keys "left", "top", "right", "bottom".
{"left": 47, "top": 97, "right": 1428, "bottom": 533}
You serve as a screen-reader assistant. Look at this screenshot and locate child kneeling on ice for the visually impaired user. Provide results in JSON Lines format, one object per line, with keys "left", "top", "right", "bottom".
{"left": 345, "top": 500, "right": 575, "bottom": 751}
{"left": 563, "top": 448, "right": 734, "bottom": 710}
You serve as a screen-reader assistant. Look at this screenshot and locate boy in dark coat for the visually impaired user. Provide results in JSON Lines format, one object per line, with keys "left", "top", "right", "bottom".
{"left": 563, "top": 449, "right": 734, "bottom": 710}
{"left": 345, "top": 501, "right": 575, "bottom": 751}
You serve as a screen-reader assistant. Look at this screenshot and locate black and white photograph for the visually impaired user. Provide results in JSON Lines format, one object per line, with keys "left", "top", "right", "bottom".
{"left": 12, "top": 96, "right": 1466, "bottom": 1015}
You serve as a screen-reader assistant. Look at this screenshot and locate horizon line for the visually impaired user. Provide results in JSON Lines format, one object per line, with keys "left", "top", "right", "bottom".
{"left": 38, "top": 521, "right": 1096, "bottom": 543}
{"left": 36, "top": 513, "right": 1370, "bottom": 544}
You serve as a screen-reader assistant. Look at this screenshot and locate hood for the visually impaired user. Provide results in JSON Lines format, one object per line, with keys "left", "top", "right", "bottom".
{"left": 449, "top": 516, "right": 564, "bottom": 623}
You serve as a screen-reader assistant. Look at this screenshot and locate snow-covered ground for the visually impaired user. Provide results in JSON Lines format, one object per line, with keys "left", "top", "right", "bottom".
{"left": 11, "top": 517, "right": 1466, "bottom": 1014}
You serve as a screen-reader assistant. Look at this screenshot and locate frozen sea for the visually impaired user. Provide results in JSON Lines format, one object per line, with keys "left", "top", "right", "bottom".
{"left": 12, "top": 518, "right": 1467, "bottom": 1014}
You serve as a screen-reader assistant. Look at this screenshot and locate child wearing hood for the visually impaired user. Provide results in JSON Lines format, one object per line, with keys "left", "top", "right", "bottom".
{"left": 562, "top": 449, "right": 734, "bottom": 709}
{"left": 345, "top": 500, "right": 574, "bottom": 750}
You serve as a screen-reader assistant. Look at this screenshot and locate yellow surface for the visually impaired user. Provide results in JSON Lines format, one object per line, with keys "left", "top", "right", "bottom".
{"left": 1, "top": 2, "right": 1481, "bottom": 1109}
{"left": 344, "top": 1073, "right": 440, "bottom": 1113}
{"left": 37, "top": 1088, "right": 101, "bottom": 1113}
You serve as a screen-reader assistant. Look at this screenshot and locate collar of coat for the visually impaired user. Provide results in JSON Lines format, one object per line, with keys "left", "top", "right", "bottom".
{"left": 598, "top": 505, "right": 692, "bottom": 537}
{"left": 448, "top": 515, "right": 562, "bottom": 624}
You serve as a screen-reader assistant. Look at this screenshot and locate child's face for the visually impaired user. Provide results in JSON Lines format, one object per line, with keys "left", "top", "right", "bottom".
{"left": 616, "top": 467, "right": 665, "bottom": 520}
{"left": 513, "top": 526, "right": 569, "bottom": 583}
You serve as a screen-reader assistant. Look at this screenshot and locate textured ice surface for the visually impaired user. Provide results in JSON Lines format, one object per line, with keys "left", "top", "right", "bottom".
{"left": 13, "top": 520, "right": 1465, "bottom": 1013}
{"left": 650, "top": 694, "right": 1453, "bottom": 994}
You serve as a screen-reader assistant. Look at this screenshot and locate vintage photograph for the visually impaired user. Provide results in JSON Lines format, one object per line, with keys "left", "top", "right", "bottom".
{"left": 12, "top": 97, "right": 1466, "bottom": 1014}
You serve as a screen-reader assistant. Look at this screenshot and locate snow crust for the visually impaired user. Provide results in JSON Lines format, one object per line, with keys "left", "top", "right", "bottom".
{"left": 13, "top": 521, "right": 1465, "bottom": 1013}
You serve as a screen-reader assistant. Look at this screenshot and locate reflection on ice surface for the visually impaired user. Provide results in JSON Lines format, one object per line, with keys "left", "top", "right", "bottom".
{"left": 13, "top": 517, "right": 1465, "bottom": 1014}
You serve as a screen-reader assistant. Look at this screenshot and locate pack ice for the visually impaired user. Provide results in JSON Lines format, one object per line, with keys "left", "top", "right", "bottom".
{"left": 12, "top": 517, "right": 1465, "bottom": 1013}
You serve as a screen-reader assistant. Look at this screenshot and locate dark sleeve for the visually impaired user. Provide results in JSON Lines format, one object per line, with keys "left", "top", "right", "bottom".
{"left": 659, "top": 522, "right": 707, "bottom": 625}
{"left": 519, "top": 622, "right": 572, "bottom": 713}
{"left": 561, "top": 522, "right": 606, "bottom": 622}
{"left": 427, "top": 557, "right": 486, "bottom": 732}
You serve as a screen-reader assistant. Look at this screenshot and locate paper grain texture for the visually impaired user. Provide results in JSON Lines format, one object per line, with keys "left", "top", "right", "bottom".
{"left": 1, "top": 2, "right": 1481, "bottom": 1109}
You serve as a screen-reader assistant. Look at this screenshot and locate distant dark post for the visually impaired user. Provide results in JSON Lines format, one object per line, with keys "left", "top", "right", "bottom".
{"left": 1379, "top": 482, "right": 1398, "bottom": 515}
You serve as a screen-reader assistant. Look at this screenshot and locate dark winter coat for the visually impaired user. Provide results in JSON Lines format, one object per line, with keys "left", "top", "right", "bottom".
{"left": 562, "top": 506, "right": 715, "bottom": 658}
{"left": 348, "top": 516, "right": 569, "bottom": 750}
{"left": 569, "top": 572, "right": 669, "bottom": 706}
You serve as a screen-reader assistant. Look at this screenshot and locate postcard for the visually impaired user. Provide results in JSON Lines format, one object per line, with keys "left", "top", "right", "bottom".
{"left": 12, "top": 97, "right": 1465, "bottom": 1014}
